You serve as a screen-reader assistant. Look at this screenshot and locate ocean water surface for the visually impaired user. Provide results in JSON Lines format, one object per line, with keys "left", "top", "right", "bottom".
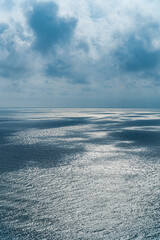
{"left": 0, "top": 108, "right": 160, "bottom": 240}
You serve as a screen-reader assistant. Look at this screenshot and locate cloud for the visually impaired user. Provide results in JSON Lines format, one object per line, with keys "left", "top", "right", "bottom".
{"left": 28, "top": 2, "right": 77, "bottom": 54}
{"left": 0, "top": 21, "right": 34, "bottom": 82}
{"left": 0, "top": 0, "right": 160, "bottom": 106}
{"left": 0, "top": 53, "right": 30, "bottom": 80}
{"left": 2, "top": 0, "right": 14, "bottom": 10}
{"left": 46, "top": 61, "right": 88, "bottom": 84}
{"left": 115, "top": 35, "right": 160, "bottom": 72}
{"left": 0, "top": 23, "right": 8, "bottom": 34}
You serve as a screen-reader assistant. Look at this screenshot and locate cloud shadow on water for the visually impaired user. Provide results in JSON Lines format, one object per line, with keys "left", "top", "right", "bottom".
{"left": 0, "top": 116, "right": 89, "bottom": 173}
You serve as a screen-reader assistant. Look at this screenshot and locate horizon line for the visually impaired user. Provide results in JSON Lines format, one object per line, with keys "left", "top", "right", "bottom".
{"left": 1, "top": 107, "right": 160, "bottom": 109}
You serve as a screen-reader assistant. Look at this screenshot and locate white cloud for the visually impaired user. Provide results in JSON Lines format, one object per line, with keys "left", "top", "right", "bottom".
{"left": 1, "top": 0, "right": 160, "bottom": 107}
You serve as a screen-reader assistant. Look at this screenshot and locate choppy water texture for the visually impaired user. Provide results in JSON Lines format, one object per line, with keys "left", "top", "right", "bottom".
{"left": 0, "top": 108, "right": 160, "bottom": 240}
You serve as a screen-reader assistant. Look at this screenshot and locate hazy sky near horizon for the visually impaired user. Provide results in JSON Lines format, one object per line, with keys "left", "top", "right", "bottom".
{"left": 1, "top": 0, "right": 160, "bottom": 107}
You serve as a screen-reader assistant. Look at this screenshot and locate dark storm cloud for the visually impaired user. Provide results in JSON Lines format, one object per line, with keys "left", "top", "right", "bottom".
{"left": 46, "top": 62, "right": 88, "bottom": 84}
{"left": 115, "top": 35, "right": 160, "bottom": 72}
{"left": 28, "top": 2, "right": 77, "bottom": 54}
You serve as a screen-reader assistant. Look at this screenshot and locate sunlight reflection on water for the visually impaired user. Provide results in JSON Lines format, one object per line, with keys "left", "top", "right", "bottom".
{"left": 0, "top": 108, "right": 160, "bottom": 239}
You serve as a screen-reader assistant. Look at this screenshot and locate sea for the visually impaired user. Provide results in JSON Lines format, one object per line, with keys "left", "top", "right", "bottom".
{"left": 0, "top": 108, "right": 160, "bottom": 240}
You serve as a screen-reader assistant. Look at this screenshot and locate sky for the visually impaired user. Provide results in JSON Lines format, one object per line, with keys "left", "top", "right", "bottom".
{"left": 0, "top": 0, "right": 160, "bottom": 107}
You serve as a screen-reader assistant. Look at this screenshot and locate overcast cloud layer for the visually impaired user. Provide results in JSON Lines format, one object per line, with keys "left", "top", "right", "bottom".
{"left": 0, "top": 0, "right": 160, "bottom": 107}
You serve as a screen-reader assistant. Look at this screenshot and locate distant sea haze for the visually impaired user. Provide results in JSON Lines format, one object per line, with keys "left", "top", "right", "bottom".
{"left": 0, "top": 108, "right": 160, "bottom": 240}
